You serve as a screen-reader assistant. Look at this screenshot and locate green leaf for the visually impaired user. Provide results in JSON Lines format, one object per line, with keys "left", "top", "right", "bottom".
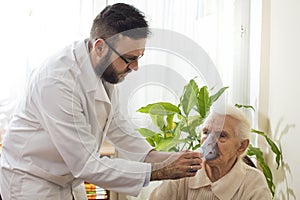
{"left": 150, "top": 114, "right": 165, "bottom": 130}
{"left": 146, "top": 138, "right": 156, "bottom": 147}
{"left": 235, "top": 104, "right": 255, "bottom": 112}
{"left": 188, "top": 115, "right": 203, "bottom": 128}
{"left": 265, "top": 137, "right": 282, "bottom": 169}
{"left": 197, "top": 86, "right": 211, "bottom": 118}
{"left": 180, "top": 80, "right": 199, "bottom": 116}
{"left": 251, "top": 129, "right": 282, "bottom": 169}
{"left": 192, "top": 144, "right": 201, "bottom": 151}
{"left": 210, "top": 87, "right": 228, "bottom": 103}
{"left": 182, "top": 115, "right": 203, "bottom": 137}
{"left": 155, "top": 121, "right": 187, "bottom": 152}
{"left": 137, "top": 102, "right": 180, "bottom": 115}
{"left": 155, "top": 138, "right": 184, "bottom": 151}
{"left": 136, "top": 128, "right": 157, "bottom": 138}
{"left": 165, "top": 114, "right": 175, "bottom": 130}
{"left": 153, "top": 133, "right": 163, "bottom": 145}
{"left": 173, "top": 120, "right": 185, "bottom": 140}
{"left": 251, "top": 129, "right": 265, "bottom": 136}
{"left": 247, "top": 145, "right": 275, "bottom": 196}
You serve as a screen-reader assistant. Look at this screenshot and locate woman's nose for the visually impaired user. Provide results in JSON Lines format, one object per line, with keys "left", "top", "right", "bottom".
{"left": 201, "top": 136, "right": 207, "bottom": 144}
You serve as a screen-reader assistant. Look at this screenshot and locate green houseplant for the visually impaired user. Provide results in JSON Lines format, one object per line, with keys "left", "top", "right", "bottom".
{"left": 136, "top": 79, "right": 282, "bottom": 197}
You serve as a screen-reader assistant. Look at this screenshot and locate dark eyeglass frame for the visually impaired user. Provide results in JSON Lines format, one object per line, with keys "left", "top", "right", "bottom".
{"left": 104, "top": 40, "right": 144, "bottom": 65}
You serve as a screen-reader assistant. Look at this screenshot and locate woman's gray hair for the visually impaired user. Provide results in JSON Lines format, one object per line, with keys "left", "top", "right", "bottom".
{"left": 205, "top": 104, "right": 251, "bottom": 142}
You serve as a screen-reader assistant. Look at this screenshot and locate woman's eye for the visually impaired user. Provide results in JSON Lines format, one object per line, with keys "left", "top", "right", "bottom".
{"left": 219, "top": 132, "right": 226, "bottom": 137}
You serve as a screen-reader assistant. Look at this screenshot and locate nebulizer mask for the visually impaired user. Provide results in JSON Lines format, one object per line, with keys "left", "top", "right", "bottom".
{"left": 198, "top": 132, "right": 221, "bottom": 160}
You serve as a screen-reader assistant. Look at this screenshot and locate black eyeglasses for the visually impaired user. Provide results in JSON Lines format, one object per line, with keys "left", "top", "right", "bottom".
{"left": 104, "top": 40, "right": 144, "bottom": 65}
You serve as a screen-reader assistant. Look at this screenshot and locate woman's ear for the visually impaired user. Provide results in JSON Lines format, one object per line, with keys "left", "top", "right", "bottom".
{"left": 238, "top": 139, "right": 249, "bottom": 155}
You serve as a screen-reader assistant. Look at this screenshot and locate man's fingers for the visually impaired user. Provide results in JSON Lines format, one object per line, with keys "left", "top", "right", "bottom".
{"left": 187, "top": 163, "right": 202, "bottom": 172}
{"left": 189, "top": 158, "right": 202, "bottom": 165}
{"left": 178, "top": 152, "right": 202, "bottom": 166}
{"left": 182, "top": 151, "right": 201, "bottom": 159}
{"left": 151, "top": 151, "right": 204, "bottom": 180}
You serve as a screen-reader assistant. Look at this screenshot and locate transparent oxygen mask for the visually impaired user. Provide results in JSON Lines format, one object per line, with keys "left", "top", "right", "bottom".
{"left": 198, "top": 132, "right": 221, "bottom": 161}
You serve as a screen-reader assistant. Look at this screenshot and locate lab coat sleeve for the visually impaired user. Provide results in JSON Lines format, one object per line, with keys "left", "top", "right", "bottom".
{"left": 105, "top": 86, "right": 153, "bottom": 188}
{"left": 34, "top": 76, "right": 150, "bottom": 196}
{"left": 107, "top": 116, "right": 153, "bottom": 161}
{"left": 105, "top": 87, "right": 153, "bottom": 162}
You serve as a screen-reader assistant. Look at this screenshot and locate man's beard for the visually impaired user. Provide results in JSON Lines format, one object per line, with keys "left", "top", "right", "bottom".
{"left": 101, "top": 63, "right": 130, "bottom": 84}
{"left": 94, "top": 51, "right": 130, "bottom": 84}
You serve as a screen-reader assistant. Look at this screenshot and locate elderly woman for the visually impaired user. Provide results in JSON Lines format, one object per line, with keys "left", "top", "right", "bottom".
{"left": 149, "top": 105, "right": 272, "bottom": 200}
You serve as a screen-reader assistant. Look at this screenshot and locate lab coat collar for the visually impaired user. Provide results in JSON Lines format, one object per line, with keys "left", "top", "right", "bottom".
{"left": 189, "top": 158, "right": 246, "bottom": 200}
{"left": 72, "top": 39, "right": 115, "bottom": 103}
{"left": 94, "top": 80, "right": 115, "bottom": 104}
{"left": 72, "top": 39, "right": 99, "bottom": 93}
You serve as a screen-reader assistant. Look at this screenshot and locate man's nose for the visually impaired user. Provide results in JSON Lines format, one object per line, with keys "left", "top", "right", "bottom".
{"left": 127, "top": 60, "right": 139, "bottom": 71}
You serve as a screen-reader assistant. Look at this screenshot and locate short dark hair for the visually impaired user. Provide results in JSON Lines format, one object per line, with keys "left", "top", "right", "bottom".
{"left": 90, "top": 3, "right": 150, "bottom": 41}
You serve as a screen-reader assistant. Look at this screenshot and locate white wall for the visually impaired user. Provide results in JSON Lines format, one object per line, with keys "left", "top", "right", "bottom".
{"left": 260, "top": 0, "right": 300, "bottom": 199}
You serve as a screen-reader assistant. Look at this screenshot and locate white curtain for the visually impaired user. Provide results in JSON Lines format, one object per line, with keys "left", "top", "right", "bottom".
{"left": 105, "top": 0, "right": 256, "bottom": 130}
{"left": 0, "top": 0, "right": 106, "bottom": 130}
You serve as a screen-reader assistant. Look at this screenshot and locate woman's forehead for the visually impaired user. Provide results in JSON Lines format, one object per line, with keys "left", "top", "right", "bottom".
{"left": 204, "top": 115, "right": 238, "bottom": 131}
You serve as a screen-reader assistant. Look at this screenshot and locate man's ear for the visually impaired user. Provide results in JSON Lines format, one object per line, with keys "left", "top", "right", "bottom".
{"left": 94, "top": 38, "right": 106, "bottom": 55}
{"left": 238, "top": 139, "right": 249, "bottom": 155}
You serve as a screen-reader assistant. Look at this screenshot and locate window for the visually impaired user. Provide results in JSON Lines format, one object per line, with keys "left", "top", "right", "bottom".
{"left": 0, "top": 0, "right": 261, "bottom": 139}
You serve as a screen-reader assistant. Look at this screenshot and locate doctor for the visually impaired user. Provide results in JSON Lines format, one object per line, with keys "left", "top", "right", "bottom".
{"left": 0, "top": 3, "right": 202, "bottom": 199}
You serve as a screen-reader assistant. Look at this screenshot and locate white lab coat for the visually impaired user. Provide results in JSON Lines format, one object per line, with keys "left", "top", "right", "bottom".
{"left": 0, "top": 40, "right": 152, "bottom": 199}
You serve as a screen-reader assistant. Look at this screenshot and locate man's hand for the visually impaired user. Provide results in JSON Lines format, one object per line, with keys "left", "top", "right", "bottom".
{"left": 150, "top": 151, "right": 202, "bottom": 181}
